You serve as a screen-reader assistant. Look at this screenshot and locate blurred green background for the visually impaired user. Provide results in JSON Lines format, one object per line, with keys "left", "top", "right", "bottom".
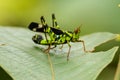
{"left": 0, "top": 0, "right": 120, "bottom": 34}
{"left": 0, "top": 0, "right": 120, "bottom": 80}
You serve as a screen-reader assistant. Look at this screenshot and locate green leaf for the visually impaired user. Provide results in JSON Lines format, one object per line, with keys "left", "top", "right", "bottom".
{"left": 114, "top": 56, "right": 120, "bottom": 80}
{"left": 0, "top": 27, "right": 118, "bottom": 80}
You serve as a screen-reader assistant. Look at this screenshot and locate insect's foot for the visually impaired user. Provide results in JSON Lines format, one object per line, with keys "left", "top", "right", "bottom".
{"left": 84, "top": 50, "right": 93, "bottom": 53}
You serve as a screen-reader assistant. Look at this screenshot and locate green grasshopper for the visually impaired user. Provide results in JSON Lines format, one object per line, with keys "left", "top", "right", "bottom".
{"left": 28, "top": 14, "right": 89, "bottom": 61}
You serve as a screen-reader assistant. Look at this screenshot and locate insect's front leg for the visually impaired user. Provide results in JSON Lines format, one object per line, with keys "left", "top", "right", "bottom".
{"left": 77, "top": 40, "right": 92, "bottom": 52}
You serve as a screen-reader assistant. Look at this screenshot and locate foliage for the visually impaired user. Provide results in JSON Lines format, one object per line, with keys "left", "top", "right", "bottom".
{"left": 0, "top": 27, "right": 119, "bottom": 80}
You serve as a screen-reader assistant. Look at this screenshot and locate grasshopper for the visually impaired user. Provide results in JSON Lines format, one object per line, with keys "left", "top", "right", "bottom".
{"left": 28, "top": 14, "right": 89, "bottom": 61}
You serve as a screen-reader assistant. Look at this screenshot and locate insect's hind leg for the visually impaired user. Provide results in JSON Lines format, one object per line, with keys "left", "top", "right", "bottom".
{"left": 52, "top": 14, "right": 59, "bottom": 29}
{"left": 40, "top": 16, "right": 46, "bottom": 25}
{"left": 40, "top": 16, "right": 49, "bottom": 43}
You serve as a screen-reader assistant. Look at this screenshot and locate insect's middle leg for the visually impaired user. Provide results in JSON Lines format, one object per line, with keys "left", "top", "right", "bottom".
{"left": 67, "top": 41, "right": 71, "bottom": 61}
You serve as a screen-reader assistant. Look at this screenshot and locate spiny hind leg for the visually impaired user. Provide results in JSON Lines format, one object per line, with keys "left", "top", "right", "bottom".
{"left": 52, "top": 14, "right": 59, "bottom": 29}
{"left": 40, "top": 16, "right": 46, "bottom": 25}
{"left": 40, "top": 16, "right": 50, "bottom": 42}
